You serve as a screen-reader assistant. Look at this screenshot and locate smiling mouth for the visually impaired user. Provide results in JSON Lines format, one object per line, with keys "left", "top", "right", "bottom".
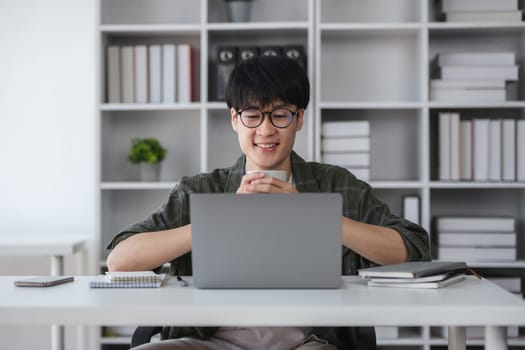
{"left": 255, "top": 143, "right": 278, "bottom": 149}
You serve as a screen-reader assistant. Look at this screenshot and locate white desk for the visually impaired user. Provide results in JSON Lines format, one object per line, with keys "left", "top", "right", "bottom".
{"left": 0, "top": 234, "right": 89, "bottom": 350}
{"left": 1, "top": 276, "right": 525, "bottom": 350}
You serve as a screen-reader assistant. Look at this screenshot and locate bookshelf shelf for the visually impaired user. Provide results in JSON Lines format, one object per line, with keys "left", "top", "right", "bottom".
{"left": 429, "top": 182, "right": 525, "bottom": 189}
{"left": 320, "top": 23, "right": 422, "bottom": 31}
{"left": 428, "top": 22, "right": 525, "bottom": 31}
{"left": 100, "top": 182, "right": 179, "bottom": 190}
{"left": 100, "top": 24, "right": 202, "bottom": 34}
{"left": 206, "top": 22, "right": 310, "bottom": 31}
{"left": 320, "top": 102, "right": 424, "bottom": 109}
{"left": 429, "top": 101, "right": 525, "bottom": 109}
{"left": 100, "top": 103, "right": 202, "bottom": 111}
{"left": 206, "top": 102, "right": 228, "bottom": 110}
{"left": 369, "top": 181, "right": 423, "bottom": 189}
{"left": 96, "top": 0, "right": 525, "bottom": 349}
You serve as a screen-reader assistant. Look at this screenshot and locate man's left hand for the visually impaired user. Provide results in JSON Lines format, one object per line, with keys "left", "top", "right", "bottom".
{"left": 240, "top": 176, "right": 298, "bottom": 194}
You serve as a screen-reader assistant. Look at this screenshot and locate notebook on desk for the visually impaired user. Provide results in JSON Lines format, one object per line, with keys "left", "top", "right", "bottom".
{"left": 190, "top": 193, "right": 343, "bottom": 289}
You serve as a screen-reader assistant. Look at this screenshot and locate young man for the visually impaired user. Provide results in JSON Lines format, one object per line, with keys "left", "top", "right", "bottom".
{"left": 107, "top": 56, "right": 430, "bottom": 350}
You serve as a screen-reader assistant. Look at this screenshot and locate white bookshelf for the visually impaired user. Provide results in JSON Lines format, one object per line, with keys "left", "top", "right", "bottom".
{"left": 97, "top": 0, "right": 525, "bottom": 349}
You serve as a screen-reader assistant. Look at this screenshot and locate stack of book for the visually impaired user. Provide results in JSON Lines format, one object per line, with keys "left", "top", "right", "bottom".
{"left": 436, "top": 217, "right": 516, "bottom": 262}
{"left": 358, "top": 261, "right": 467, "bottom": 289}
{"left": 321, "top": 120, "right": 371, "bottom": 181}
{"left": 438, "top": 113, "right": 525, "bottom": 182}
{"left": 107, "top": 43, "right": 193, "bottom": 104}
{"left": 431, "top": 51, "right": 518, "bottom": 102}
{"left": 441, "top": 0, "right": 522, "bottom": 22}
{"left": 89, "top": 271, "right": 167, "bottom": 288}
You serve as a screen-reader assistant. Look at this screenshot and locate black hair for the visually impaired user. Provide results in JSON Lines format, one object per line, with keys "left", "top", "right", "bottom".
{"left": 225, "top": 55, "right": 310, "bottom": 111}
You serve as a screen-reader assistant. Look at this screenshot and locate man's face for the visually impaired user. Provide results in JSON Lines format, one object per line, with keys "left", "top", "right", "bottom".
{"left": 231, "top": 101, "right": 304, "bottom": 172}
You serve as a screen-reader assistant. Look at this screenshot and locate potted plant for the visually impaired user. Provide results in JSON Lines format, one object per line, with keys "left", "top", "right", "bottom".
{"left": 224, "top": 0, "right": 253, "bottom": 22}
{"left": 128, "top": 138, "right": 167, "bottom": 181}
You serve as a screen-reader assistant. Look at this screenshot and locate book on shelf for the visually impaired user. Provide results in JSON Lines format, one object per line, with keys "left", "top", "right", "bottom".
{"left": 436, "top": 217, "right": 515, "bottom": 232}
{"left": 321, "top": 121, "right": 370, "bottom": 138}
{"left": 440, "top": 65, "right": 519, "bottom": 81}
{"left": 403, "top": 195, "right": 420, "bottom": 225}
{"left": 439, "top": 112, "right": 451, "bottom": 181}
{"left": 321, "top": 137, "right": 370, "bottom": 153}
{"left": 322, "top": 153, "right": 370, "bottom": 167}
{"left": 489, "top": 119, "right": 502, "bottom": 181}
{"left": 473, "top": 119, "right": 490, "bottom": 181}
{"left": 367, "top": 273, "right": 466, "bottom": 289}
{"left": 148, "top": 45, "right": 162, "bottom": 103}
{"left": 177, "top": 44, "right": 192, "bottom": 103}
{"left": 121, "top": 46, "right": 134, "bottom": 103}
{"left": 357, "top": 261, "right": 467, "bottom": 279}
{"left": 437, "top": 52, "right": 515, "bottom": 66}
{"left": 446, "top": 10, "right": 522, "bottom": 23}
{"left": 134, "top": 45, "right": 148, "bottom": 103}
{"left": 518, "top": 120, "right": 525, "bottom": 181}
{"left": 502, "top": 119, "right": 516, "bottom": 181}
{"left": 215, "top": 46, "right": 238, "bottom": 101}
{"left": 438, "top": 232, "right": 516, "bottom": 247}
{"left": 450, "top": 112, "right": 460, "bottom": 181}
{"left": 162, "top": 44, "right": 176, "bottom": 103}
{"left": 431, "top": 87, "right": 506, "bottom": 102}
{"left": 438, "top": 247, "right": 516, "bottom": 261}
{"left": 106, "top": 46, "right": 120, "bottom": 103}
{"left": 430, "top": 79, "right": 506, "bottom": 89}
{"left": 460, "top": 120, "right": 472, "bottom": 181}
{"left": 441, "top": 0, "right": 518, "bottom": 12}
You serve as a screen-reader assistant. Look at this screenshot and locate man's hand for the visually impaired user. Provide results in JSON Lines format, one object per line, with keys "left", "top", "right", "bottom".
{"left": 236, "top": 172, "right": 298, "bottom": 194}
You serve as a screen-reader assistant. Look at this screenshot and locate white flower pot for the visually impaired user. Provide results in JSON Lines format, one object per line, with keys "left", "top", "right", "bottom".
{"left": 140, "top": 163, "right": 161, "bottom": 182}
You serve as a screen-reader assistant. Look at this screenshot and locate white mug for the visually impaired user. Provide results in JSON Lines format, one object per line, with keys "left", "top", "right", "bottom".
{"left": 247, "top": 170, "right": 288, "bottom": 182}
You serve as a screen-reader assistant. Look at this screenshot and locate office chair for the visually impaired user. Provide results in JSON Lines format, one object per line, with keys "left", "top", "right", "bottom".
{"left": 130, "top": 326, "right": 377, "bottom": 349}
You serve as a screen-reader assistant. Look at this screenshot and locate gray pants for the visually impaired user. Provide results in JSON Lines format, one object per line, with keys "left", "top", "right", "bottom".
{"left": 131, "top": 337, "right": 338, "bottom": 350}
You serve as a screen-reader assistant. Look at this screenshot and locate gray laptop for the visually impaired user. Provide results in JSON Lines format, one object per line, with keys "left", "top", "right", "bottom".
{"left": 190, "top": 193, "right": 342, "bottom": 289}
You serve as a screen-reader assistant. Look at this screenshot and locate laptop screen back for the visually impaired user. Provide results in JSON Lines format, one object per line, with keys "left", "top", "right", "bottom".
{"left": 190, "top": 193, "right": 342, "bottom": 289}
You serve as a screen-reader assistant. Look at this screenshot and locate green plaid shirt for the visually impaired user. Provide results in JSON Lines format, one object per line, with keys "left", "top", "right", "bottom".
{"left": 107, "top": 151, "right": 430, "bottom": 348}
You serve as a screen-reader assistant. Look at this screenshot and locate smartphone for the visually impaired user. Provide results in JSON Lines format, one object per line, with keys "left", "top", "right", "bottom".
{"left": 14, "top": 276, "right": 74, "bottom": 287}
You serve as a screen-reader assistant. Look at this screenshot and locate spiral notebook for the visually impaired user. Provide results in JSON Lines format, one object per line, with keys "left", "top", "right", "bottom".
{"left": 89, "top": 271, "right": 167, "bottom": 288}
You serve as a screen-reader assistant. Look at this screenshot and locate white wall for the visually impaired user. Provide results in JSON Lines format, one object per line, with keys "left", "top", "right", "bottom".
{"left": 0, "top": 0, "right": 96, "bottom": 348}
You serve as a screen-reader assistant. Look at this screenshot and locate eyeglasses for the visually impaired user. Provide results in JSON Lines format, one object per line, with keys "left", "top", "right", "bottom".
{"left": 236, "top": 107, "right": 300, "bottom": 129}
